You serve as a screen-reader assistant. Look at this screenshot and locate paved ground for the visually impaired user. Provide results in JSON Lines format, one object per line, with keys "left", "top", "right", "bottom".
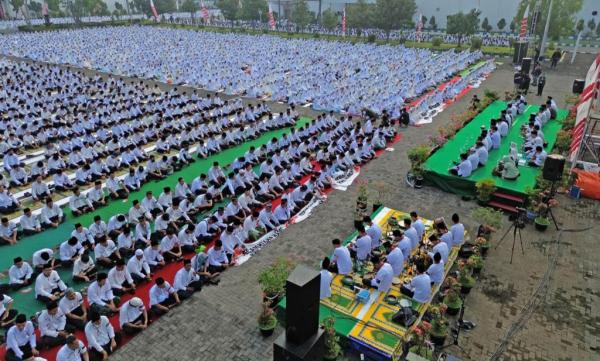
{"left": 75, "top": 53, "right": 598, "bottom": 361}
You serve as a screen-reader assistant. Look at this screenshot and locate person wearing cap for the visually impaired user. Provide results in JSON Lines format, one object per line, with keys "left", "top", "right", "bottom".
{"left": 119, "top": 297, "right": 148, "bottom": 335}
{"left": 38, "top": 300, "right": 70, "bottom": 350}
{"left": 173, "top": 259, "right": 203, "bottom": 300}
{"left": 85, "top": 311, "right": 120, "bottom": 361}
{"left": 0, "top": 293, "right": 18, "bottom": 330}
{"left": 56, "top": 335, "right": 89, "bottom": 361}
{"left": 35, "top": 264, "right": 67, "bottom": 304}
{"left": 4, "top": 314, "right": 39, "bottom": 361}
{"left": 127, "top": 249, "right": 152, "bottom": 284}
{"left": 59, "top": 289, "right": 87, "bottom": 331}
{"left": 319, "top": 257, "right": 333, "bottom": 300}
{"left": 87, "top": 272, "right": 119, "bottom": 316}
{"left": 149, "top": 277, "right": 180, "bottom": 317}
{"left": 8, "top": 257, "right": 33, "bottom": 290}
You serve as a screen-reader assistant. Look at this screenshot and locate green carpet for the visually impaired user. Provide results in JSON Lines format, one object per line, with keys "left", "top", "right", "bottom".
{"left": 277, "top": 298, "right": 358, "bottom": 336}
{"left": 459, "top": 60, "right": 487, "bottom": 77}
{"left": 423, "top": 101, "right": 568, "bottom": 197}
{"left": 0, "top": 118, "right": 311, "bottom": 274}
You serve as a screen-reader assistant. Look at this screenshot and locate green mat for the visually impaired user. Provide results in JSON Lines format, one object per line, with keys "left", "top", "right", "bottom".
{"left": 0, "top": 118, "right": 311, "bottom": 274}
{"left": 424, "top": 101, "right": 568, "bottom": 197}
{"left": 277, "top": 298, "right": 358, "bottom": 337}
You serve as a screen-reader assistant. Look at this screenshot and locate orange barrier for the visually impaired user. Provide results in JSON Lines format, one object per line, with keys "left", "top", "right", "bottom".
{"left": 573, "top": 169, "right": 600, "bottom": 200}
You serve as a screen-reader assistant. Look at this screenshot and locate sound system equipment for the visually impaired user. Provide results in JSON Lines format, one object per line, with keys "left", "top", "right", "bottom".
{"left": 521, "top": 57, "right": 532, "bottom": 74}
{"left": 542, "top": 154, "right": 566, "bottom": 181}
{"left": 513, "top": 42, "right": 528, "bottom": 64}
{"left": 273, "top": 265, "right": 324, "bottom": 361}
{"left": 572, "top": 79, "right": 585, "bottom": 94}
{"left": 285, "top": 265, "right": 320, "bottom": 344}
{"left": 391, "top": 307, "right": 417, "bottom": 327}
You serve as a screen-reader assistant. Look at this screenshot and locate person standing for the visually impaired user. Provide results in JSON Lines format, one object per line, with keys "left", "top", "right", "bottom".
{"left": 551, "top": 49, "right": 561, "bottom": 68}
{"left": 537, "top": 73, "right": 546, "bottom": 96}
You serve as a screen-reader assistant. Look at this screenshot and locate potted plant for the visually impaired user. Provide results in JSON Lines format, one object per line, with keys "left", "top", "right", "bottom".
{"left": 323, "top": 316, "right": 342, "bottom": 360}
{"left": 458, "top": 261, "right": 476, "bottom": 294}
{"left": 527, "top": 188, "right": 558, "bottom": 232}
{"left": 408, "top": 322, "right": 434, "bottom": 360}
{"left": 258, "top": 258, "right": 295, "bottom": 307}
{"left": 475, "top": 179, "right": 496, "bottom": 204}
{"left": 407, "top": 145, "right": 431, "bottom": 188}
{"left": 468, "top": 252, "right": 484, "bottom": 275}
{"left": 370, "top": 180, "right": 389, "bottom": 212}
{"left": 475, "top": 236, "right": 490, "bottom": 257}
{"left": 428, "top": 304, "right": 448, "bottom": 346}
{"left": 258, "top": 301, "right": 278, "bottom": 336}
{"left": 355, "top": 180, "right": 369, "bottom": 228}
{"left": 443, "top": 283, "right": 463, "bottom": 316}
{"left": 471, "top": 206, "right": 503, "bottom": 255}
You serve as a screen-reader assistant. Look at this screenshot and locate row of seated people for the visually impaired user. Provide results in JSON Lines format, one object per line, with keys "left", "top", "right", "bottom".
{"left": 321, "top": 213, "right": 466, "bottom": 305}
{"left": 0, "top": 98, "right": 283, "bottom": 206}
{"left": 0, "top": 114, "right": 398, "bottom": 361}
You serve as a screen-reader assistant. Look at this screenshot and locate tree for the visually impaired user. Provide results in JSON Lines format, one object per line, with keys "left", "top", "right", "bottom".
{"left": 346, "top": 0, "right": 373, "bottom": 30}
{"left": 428, "top": 15, "right": 436, "bottom": 30}
{"left": 180, "top": 0, "right": 196, "bottom": 17}
{"left": 238, "top": 0, "right": 267, "bottom": 21}
{"left": 509, "top": 20, "right": 516, "bottom": 33}
{"left": 513, "top": 0, "right": 584, "bottom": 39}
{"left": 597, "top": 22, "right": 600, "bottom": 37}
{"left": 446, "top": 9, "right": 480, "bottom": 46}
{"left": 10, "top": 0, "right": 24, "bottom": 12}
{"left": 321, "top": 8, "right": 337, "bottom": 30}
{"left": 28, "top": 0, "right": 42, "bottom": 15}
{"left": 153, "top": 0, "right": 175, "bottom": 14}
{"left": 373, "top": 0, "right": 416, "bottom": 39}
{"left": 421, "top": 15, "right": 427, "bottom": 27}
{"left": 575, "top": 18, "right": 584, "bottom": 33}
{"left": 290, "top": 0, "right": 313, "bottom": 29}
{"left": 216, "top": 0, "right": 237, "bottom": 22}
{"left": 587, "top": 18, "right": 596, "bottom": 32}
{"left": 114, "top": 1, "right": 126, "bottom": 16}
{"left": 497, "top": 18, "right": 506, "bottom": 31}
{"left": 481, "top": 17, "right": 491, "bottom": 32}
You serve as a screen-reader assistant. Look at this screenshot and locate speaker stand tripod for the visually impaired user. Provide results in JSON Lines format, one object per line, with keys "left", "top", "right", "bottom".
{"left": 495, "top": 211, "right": 525, "bottom": 264}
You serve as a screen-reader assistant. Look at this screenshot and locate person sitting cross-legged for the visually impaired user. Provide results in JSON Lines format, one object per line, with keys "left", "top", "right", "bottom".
{"left": 87, "top": 272, "right": 120, "bottom": 316}
{"left": 85, "top": 311, "right": 121, "bottom": 361}
{"left": 173, "top": 259, "right": 203, "bottom": 300}
{"left": 56, "top": 335, "right": 89, "bottom": 361}
{"left": 149, "top": 277, "right": 180, "bottom": 318}
{"left": 59, "top": 288, "right": 87, "bottom": 332}
{"left": 38, "top": 300, "right": 73, "bottom": 350}
{"left": 119, "top": 297, "right": 148, "bottom": 336}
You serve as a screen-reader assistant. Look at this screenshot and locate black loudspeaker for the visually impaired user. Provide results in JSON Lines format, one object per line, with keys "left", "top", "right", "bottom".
{"left": 573, "top": 79, "right": 585, "bottom": 94}
{"left": 285, "top": 265, "right": 320, "bottom": 345}
{"left": 521, "top": 57, "right": 532, "bottom": 74}
{"left": 542, "top": 154, "right": 566, "bottom": 181}
{"left": 392, "top": 307, "right": 417, "bottom": 327}
{"left": 513, "top": 42, "right": 528, "bottom": 64}
{"left": 273, "top": 329, "right": 324, "bottom": 361}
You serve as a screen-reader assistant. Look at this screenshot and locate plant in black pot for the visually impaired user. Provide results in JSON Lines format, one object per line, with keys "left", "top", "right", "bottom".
{"left": 370, "top": 180, "right": 390, "bottom": 213}
{"left": 354, "top": 181, "right": 369, "bottom": 228}
{"left": 428, "top": 304, "right": 449, "bottom": 346}
{"left": 458, "top": 262, "right": 476, "bottom": 294}
{"left": 323, "top": 316, "right": 342, "bottom": 360}
{"left": 258, "top": 301, "right": 277, "bottom": 337}
{"left": 468, "top": 252, "right": 484, "bottom": 275}
{"left": 258, "top": 258, "right": 295, "bottom": 307}
{"left": 407, "top": 145, "right": 431, "bottom": 189}
{"left": 475, "top": 178, "right": 496, "bottom": 205}
{"left": 408, "top": 322, "right": 434, "bottom": 360}
{"left": 442, "top": 280, "right": 463, "bottom": 316}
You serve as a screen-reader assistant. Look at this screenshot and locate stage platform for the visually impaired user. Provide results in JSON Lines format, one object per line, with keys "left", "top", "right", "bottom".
{"left": 423, "top": 101, "right": 568, "bottom": 198}
{"left": 278, "top": 207, "right": 460, "bottom": 361}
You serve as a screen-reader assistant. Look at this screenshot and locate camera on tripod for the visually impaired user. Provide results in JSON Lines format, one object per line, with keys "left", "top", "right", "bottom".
{"left": 510, "top": 207, "right": 527, "bottom": 228}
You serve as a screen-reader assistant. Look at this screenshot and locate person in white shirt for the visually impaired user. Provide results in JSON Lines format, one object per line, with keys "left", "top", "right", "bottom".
{"left": 0, "top": 184, "right": 20, "bottom": 214}
{"left": 0, "top": 293, "right": 18, "bottom": 329}
{"left": 173, "top": 259, "right": 203, "bottom": 300}
{"left": 450, "top": 153, "right": 472, "bottom": 177}
{"left": 59, "top": 237, "right": 84, "bottom": 267}
{"left": 56, "top": 335, "right": 89, "bottom": 361}
{"left": 206, "top": 240, "right": 230, "bottom": 273}
{"left": 177, "top": 226, "right": 198, "bottom": 253}
{"left": 89, "top": 216, "right": 108, "bottom": 243}
{"left": 8, "top": 257, "right": 33, "bottom": 290}
{"left": 4, "top": 314, "right": 39, "bottom": 361}
{"left": 31, "top": 175, "right": 51, "bottom": 201}
{"left": 85, "top": 311, "right": 120, "bottom": 361}
{"left": 144, "top": 240, "right": 166, "bottom": 271}
{"left": 32, "top": 248, "right": 56, "bottom": 271}
{"left": 273, "top": 198, "right": 291, "bottom": 225}
{"left": 349, "top": 226, "right": 372, "bottom": 262}
{"left": 428, "top": 234, "right": 449, "bottom": 264}
{"left": 149, "top": 277, "right": 180, "bottom": 317}
{"left": 59, "top": 289, "right": 87, "bottom": 331}
{"left": 119, "top": 297, "right": 148, "bottom": 335}
{"left": 427, "top": 253, "right": 445, "bottom": 285}
{"left": 107, "top": 214, "right": 127, "bottom": 239}
{"left": 127, "top": 249, "right": 152, "bottom": 284}
{"left": 384, "top": 243, "right": 405, "bottom": 277}
{"left": 87, "top": 180, "right": 107, "bottom": 208}
{"left": 366, "top": 256, "right": 394, "bottom": 293}
{"left": 72, "top": 252, "right": 97, "bottom": 283}
{"left": 410, "top": 211, "right": 426, "bottom": 241}
{"left": 0, "top": 217, "right": 18, "bottom": 245}
{"left": 319, "top": 257, "right": 333, "bottom": 299}
{"left": 35, "top": 265, "right": 67, "bottom": 304}
{"left": 116, "top": 226, "right": 135, "bottom": 258}
{"left": 108, "top": 259, "right": 136, "bottom": 296}
{"left": 19, "top": 208, "right": 42, "bottom": 236}
{"left": 38, "top": 300, "right": 70, "bottom": 350}
{"left": 401, "top": 262, "right": 432, "bottom": 304}
{"left": 87, "top": 273, "right": 119, "bottom": 316}
{"left": 403, "top": 218, "right": 420, "bottom": 250}
{"left": 330, "top": 238, "right": 352, "bottom": 275}
{"left": 128, "top": 199, "right": 151, "bottom": 225}
{"left": 364, "top": 216, "right": 382, "bottom": 249}
{"left": 40, "top": 198, "right": 65, "bottom": 228}
{"left": 450, "top": 213, "right": 465, "bottom": 247}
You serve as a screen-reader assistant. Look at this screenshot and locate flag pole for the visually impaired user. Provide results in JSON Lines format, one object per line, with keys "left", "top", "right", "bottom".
{"left": 539, "top": 0, "right": 553, "bottom": 60}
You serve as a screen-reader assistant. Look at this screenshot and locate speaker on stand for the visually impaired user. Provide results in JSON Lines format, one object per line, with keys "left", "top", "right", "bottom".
{"left": 513, "top": 42, "right": 529, "bottom": 64}
{"left": 572, "top": 79, "right": 585, "bottom": 94}
{"left": 542, "top": 154, "right": 566, "bottom": 182}
{"left": 521, "top": 57, "right": 532, "bottom": 74}
{"left": 273, "top": 265, "right": 324, "bottom": 361}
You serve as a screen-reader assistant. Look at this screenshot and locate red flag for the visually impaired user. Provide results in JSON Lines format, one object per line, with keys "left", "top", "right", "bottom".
{"left": 519, "top": 5, "right": 529, "bottom": 41}
{"left": 201, "top": 0, "right": 209, "bottom": 24}
{"left": 150, "top": 0, "right": 159, "bottom": 20}
{"left": 342, "top": 8, "right": 346, "bottom": 36}
{"left": 42, "top": 2, "right": 49, "bottom": 16}
{"left": 0, "top": 2, "right": 5, "bottom": 19}
{"left": 268, "top": 4, "right": 276, "bottom": 30}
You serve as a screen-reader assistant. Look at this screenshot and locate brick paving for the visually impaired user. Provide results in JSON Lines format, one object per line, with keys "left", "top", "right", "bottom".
{"left": 104, "top": 54, "right": 600, "bottom": 361}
